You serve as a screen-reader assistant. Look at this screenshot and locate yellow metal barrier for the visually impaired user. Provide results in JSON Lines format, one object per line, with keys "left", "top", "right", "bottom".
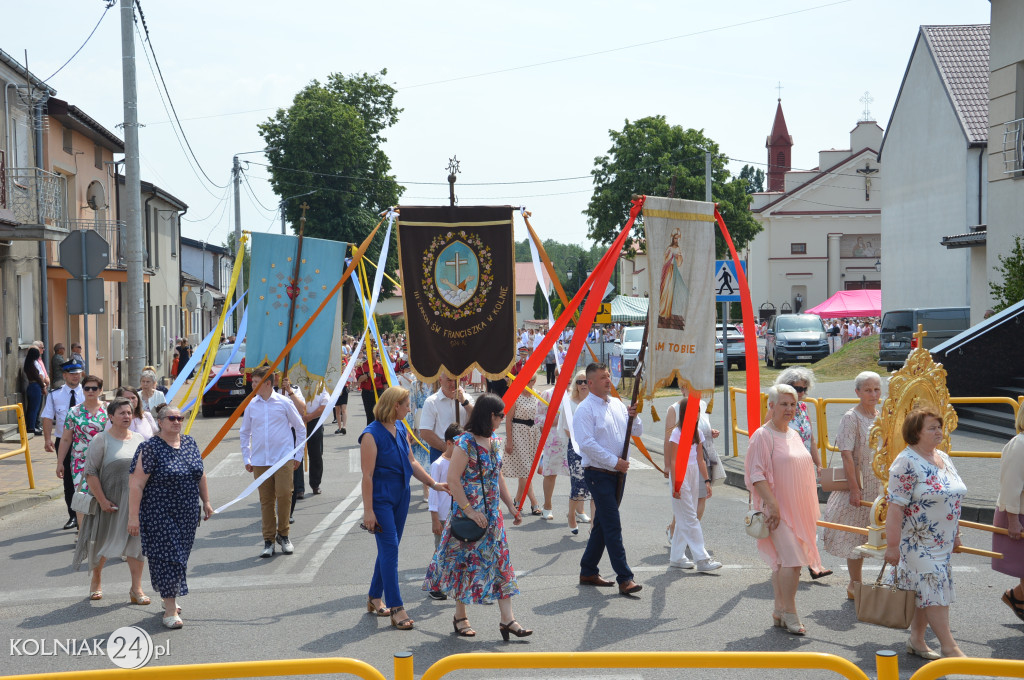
{"left": 0, "top": 657, "right": 388, "bottom": 680}
{"left": 730, "top": 390, "right": 1020, "bottom": 461}
{"left": 0, "top": 403, "right": 34, "bottom": 489}
{"left": 882, "top": 655, "right": 1024, "bottom": 680}
{"left": 728, "top": 386, "right": 768, "bottom": 456}
{"left": 414, "top": 651, "right": 872, "bottom": 680}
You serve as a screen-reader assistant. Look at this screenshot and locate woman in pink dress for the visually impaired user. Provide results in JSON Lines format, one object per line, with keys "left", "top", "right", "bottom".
{"left": 745, "top": 384, "right": 824, "bottom": 635}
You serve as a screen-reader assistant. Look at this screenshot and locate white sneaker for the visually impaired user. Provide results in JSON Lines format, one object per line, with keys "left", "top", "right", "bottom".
{"left": 669, "top": 558, "right": 695, "bottom": 569}
{"left": 696, "top": 559, "right": 723, "bottom": 572}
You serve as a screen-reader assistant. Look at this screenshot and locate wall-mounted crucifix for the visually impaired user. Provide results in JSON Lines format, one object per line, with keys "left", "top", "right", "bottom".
{"left": 856, "top": 162, "right": 878, "bottom": 201}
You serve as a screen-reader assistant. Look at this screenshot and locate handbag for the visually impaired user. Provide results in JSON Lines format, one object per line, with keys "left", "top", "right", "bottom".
{"left": 71, "top": 491, "right": 97, "bottom": 516}
{"left": 449, "top": 437, "right": 491, "bottom": 544}
{"left": 853, "top": 563, "right": 916, "bottom": 629}
{"left": 818, "top": 466, "right": 864, "bottom": 492}
{"left": 744, "top": 508, "right": 770, "bottom": 539}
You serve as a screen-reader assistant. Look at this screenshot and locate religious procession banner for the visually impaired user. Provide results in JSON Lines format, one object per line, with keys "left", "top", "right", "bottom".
{"left": 643, "top": 196, "right": 716, "bottom": 397}
{"left": 246, "top": 232, "right": 347, "bottom": 400}
{"left": 397, "top": 205, "right": 515, "bottom": 381}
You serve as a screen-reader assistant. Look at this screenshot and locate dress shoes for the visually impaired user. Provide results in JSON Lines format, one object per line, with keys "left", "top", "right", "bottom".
{"left": 618, "top": 580, "right": 643, "bottom": 595}
{"left": 579, "top": 574, "right": 615, "bottom": 587}
{"left": 62, "top": 517, "right": 78, "bottom": 530}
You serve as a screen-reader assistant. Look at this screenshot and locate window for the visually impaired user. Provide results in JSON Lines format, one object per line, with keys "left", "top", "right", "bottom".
{"left": 170, "top": 216, "right": 177, "bottom": 257}
{"left": 94, "top": 143, "right": 102, "bottom": 170}
{"left": 17, "top": 274, "right": 35, "bottom": 343}
{"left": 776, "top": 151, "right": 786, "bottom": 168}
{"left": 516, "top": 300, "right": 521, "bottom": 312}
{"left": 791, "top": 243, "right": 807, "bottom": 254}
{"left": 62, "top": 127, "right": 73, "bottom": 154}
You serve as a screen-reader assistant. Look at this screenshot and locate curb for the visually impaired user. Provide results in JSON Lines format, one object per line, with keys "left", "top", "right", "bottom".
{"left": 721, "top": 458, "right": 994, "bottom": 524}
{"left": 0, "top": 483, "right": 64, "bottom": 519}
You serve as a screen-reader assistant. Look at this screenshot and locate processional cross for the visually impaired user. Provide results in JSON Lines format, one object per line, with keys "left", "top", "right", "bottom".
{"left": 282, "top": 201, "right": 311, "bottom": 379}
{"left": 447, "top": 156, "right": 460, "bottom": 207}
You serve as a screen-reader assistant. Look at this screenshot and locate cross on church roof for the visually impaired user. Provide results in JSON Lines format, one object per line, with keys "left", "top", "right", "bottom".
{"left": 860, "top": 91, "right": 874, "bottom": 121}
{"left": 776, "top": 81, "right": 783, "bottom": 99}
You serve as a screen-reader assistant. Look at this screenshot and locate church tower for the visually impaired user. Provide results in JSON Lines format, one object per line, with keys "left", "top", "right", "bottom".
{"left": 766, "top": 99, "right": 793, "bottom": 192}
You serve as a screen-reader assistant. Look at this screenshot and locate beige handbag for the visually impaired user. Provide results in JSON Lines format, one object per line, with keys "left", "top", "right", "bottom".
{"left": 744, "top": 507, "right": 770, "bottom": 539}
{"left": 853, "top": 563, "right": 916, "bottom": 629}
{"left": 818, "top": 465, "right": 864, "bottom": 492}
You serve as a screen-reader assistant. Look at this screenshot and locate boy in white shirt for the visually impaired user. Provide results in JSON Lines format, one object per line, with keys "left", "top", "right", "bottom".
{"left": 427, "top": 423, "right": 461, "bottom": 600}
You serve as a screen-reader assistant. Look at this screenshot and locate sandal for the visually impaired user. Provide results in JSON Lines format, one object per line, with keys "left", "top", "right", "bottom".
{"left": 89, "top": 591, "right": 102, "bottom": 601}
{"left": 162, "top": 614, "right": 183, "bottom": 629}
{"left": 129, "top": 590, "right": 151, "bottom": 605}
{"left": 499, "top": 619, "right": 533, "bottom": 641}
{"left": 1002, "top": 588, "right": 1024, "bottom": 622}
{"left": 771, "top": 610, "right": 784, "bottom": 628}
{"left": 366, "top": 597, "right": 391, "bottom": 617}
{"left": 390, "top": 605, "right": 414, "bottom": 630}
{"left": 808, "top": 567, "right": 833, "bottom": 580}
{"left": 780, "top": 611, "right": 806, "bottom": 635}
{"left": 452, "top": 616, "right": 476, "bottom": 637}
{"left": 530, "top": 506, "right": 543, "bottom": 516}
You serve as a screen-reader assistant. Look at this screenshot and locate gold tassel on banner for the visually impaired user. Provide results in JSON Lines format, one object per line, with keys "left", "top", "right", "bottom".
{"left": 650, "top": 402, "right": 660, "bottom": 423}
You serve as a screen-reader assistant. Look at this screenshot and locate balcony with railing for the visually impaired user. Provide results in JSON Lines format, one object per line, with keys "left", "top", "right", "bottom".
{"left": 1, "top": 164, "right": 69, "bottom": 240}
{"left": 46, "top": 218, "right": 126, "bottom": 269}
{"left": 1001, "top": 117, "right": 1024, "bottom": 175}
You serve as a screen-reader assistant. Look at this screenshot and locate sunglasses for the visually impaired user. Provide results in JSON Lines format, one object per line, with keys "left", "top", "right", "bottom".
{"left": 82, "top": 385, "right": 101, "bottom": 392}
{"left": 164, "top": 415, "right": 185, "bottom": 423}
{"left": 792, "top": 385, "right": 808, "bottom": 394}
{"left": 575, "top": 380, "right": 587, "bottom": 385}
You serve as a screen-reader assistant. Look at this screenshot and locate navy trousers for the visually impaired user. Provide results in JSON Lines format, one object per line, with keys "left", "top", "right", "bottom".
{"left": 580, "top": 468, "right": 633, "bottom": 584}
{"left": 368, "top": 477, "right": 411, "bottom": 607}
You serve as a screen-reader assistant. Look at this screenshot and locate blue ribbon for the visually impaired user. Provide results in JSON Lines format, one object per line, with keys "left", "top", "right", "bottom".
{"left": 181, "top": 305, "right": 249, "bottom": 412}
{"left": 165, "top": 292, "right": 246, "bottom": 403}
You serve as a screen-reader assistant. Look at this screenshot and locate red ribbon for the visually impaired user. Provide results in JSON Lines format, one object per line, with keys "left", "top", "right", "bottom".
{"left": 673, "top": 391, "right": 701, "bottom": 493}
{"left": 508, "top": 196, "right": 646, "bottom": 510}
{"left": 714, "top": 207, "right": 761, "bottom": 437}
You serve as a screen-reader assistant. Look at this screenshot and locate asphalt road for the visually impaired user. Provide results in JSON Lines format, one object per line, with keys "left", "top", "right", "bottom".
{"left": 1, "top": 400, "right": 1020, "bottom": 679}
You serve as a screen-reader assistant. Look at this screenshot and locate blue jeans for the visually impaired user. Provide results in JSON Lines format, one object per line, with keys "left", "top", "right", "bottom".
{"left": 368, "top": 477, "right": 411, "bottom": 607}
{"left": 580, "top": 468, "right": 633, "bottom": 584}
{"left": 24, "top": 383, "right": 42, "bottom": 431}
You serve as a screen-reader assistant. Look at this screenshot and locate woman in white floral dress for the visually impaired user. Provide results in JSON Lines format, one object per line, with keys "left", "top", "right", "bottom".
{"left": 822, "top": 371, "right": 882, "bottom": 597}
{"left": 884, "top": 406, "right": 967, "bottom": 660}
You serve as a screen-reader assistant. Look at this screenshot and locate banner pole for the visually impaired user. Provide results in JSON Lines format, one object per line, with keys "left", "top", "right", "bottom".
{"left": 721, "top": 302, "right": 731, "bottom": 458}
{"left": 617, "top": 320, "right": 649, "bottom": 505}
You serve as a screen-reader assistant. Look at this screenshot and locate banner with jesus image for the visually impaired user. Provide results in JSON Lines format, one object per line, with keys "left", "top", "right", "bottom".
{"left": 643, "top": 197, "right": 716, "bottom": 397}
{"left": 397, "top": 205, "right": 516, "bottom": 382}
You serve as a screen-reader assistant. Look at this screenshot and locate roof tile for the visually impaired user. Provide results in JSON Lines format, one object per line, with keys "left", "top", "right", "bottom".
{"left": 922, "top": 25, "right": 990, "bottom": 144}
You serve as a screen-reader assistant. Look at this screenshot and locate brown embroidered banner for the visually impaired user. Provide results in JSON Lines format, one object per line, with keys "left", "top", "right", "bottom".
{"left": 397, "top": 205, "right": 516, "bottom": 381}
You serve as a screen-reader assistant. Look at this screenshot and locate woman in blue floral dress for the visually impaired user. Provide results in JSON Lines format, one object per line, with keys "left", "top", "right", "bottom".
{"left": 424, "top": 393, "right": 532, "bottom": 641}
{"left": 884, "top": 406, "right": 967, "bottom": 660}
{"left": 128, "top": 405, "right": 213, "bottom": 629}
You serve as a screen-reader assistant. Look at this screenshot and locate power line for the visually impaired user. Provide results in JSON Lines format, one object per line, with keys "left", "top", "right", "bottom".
{"left": 134, "top": 0, "right": 228, "bottom": 189}
{"left": 239, "top": 167, "right": 277, "bottom": 214}
{"left": 402, "top": 0, "right": 855, "bottom": 89}
{"left": 181, "top": 186, "right": 230, "bottom": 222}
{"left": 246, "top": 160, "right": 591, "bottom": 187}
{"left": 134, "top": 20, "right": 225, "bottom": 199}
{"left": 42, "top": 1, "right": 115, "bottom": 83}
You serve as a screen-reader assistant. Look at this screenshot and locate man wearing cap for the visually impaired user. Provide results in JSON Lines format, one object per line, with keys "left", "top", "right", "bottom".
{"left": 41, "top": 361, "right": 85, "bottom": 529}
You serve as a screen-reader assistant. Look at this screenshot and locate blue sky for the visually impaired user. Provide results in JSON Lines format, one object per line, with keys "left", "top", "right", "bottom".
{"left": 2, "top": 0, "right": 992, "bottom": 248}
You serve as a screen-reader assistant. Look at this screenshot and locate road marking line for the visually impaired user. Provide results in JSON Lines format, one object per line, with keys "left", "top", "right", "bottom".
{"left": 207, "top": 451, "right": 244, "bottom": 478}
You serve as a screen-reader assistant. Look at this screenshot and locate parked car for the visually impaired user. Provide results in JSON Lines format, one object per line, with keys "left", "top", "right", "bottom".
{"left": 877, "top": 307, "right": 970, "bottom": 370}
{"left": 201, "top": 342, "right": 250, "bottom": 417}
{"left": 620, "top": 325, "right": 644, "bottom": 376}
{"left": 764, "top": 314, "right": 829, "bottom": 368}
{"left": 715, "top": 323, "right": 746, "bottom": 370}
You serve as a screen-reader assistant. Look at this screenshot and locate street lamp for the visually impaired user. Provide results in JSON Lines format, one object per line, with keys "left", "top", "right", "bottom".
{"left": 280, "top": 190, "right": 317, "bottom": 235}
{"left": 874, "top": 258, "right": 881, "bottom": 272}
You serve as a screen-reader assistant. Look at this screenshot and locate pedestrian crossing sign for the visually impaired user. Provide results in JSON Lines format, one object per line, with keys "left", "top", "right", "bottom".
{"left": 714, "top": 260, "right": 746, "bottom": 302}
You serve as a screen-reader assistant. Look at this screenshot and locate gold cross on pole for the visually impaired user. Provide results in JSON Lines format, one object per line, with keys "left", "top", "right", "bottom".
{"left": 913, "top": 323, "right": 928, "bottom": 346}
{"left": 299, "top": 202, "right": 310, "bottom": 228}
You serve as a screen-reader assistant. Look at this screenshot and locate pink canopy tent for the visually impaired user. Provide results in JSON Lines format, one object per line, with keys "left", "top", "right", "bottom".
{"left": 805, "top": 289, "right": 881, "bottom": 318}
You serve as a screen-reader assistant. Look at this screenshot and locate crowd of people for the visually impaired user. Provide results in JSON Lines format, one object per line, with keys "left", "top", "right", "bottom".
{"left": 25, "top": 326, "right": 1020, "bottom": 651}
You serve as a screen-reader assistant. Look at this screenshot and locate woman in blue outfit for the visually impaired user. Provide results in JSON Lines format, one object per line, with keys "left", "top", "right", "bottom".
{"left": 128, "top": 404, "right": 213, "bottom": 629}
{"left": 360, "top": 386, "right": 447, "bottom": 630}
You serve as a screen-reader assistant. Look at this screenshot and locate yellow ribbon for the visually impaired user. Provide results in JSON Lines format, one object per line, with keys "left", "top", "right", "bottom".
{"left": 181, "top": 233, "right": 247, "bottom": 434}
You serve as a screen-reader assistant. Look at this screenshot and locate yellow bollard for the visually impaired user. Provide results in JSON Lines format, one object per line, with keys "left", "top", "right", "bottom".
{"left": 394, "top": 651, "right": 414, "bottom": 680}
{"left": 875, "top": 649, "right": 899, "bottom": 680}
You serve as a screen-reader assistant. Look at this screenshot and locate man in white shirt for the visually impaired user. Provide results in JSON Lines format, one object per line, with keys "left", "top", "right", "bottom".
{"left": 41, "top": 361, "right": 85, "bottom": 529}
{"left": 240, "top": 365, "right": 306, "bottom": 558}
{"left": 303, "top": 387, "right": 331, "bottom": 495}
{"left": 419, "top": 371, "right": 474, "bottom": 463}
{"left": 572, "top": 362, "right": 643, "bottom": 595}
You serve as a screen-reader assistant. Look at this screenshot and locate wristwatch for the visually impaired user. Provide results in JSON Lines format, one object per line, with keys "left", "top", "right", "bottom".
{"left": 461, "top": 399, "right": 470, "bottom": 407}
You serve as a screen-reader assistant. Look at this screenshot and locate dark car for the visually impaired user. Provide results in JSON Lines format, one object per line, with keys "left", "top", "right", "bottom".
{"left": 201, "top": 342, "right": 250, "bottom": 417}
{"left": 877, "top": 307, "right": 970, "bottom": 370}
{"left": 764, "top": 314, "right": 829, "bottom": 368}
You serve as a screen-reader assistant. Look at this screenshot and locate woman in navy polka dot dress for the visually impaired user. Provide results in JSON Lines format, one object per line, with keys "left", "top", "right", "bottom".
{"left": 128, "top": 404, "right": 214, "bottom": 629}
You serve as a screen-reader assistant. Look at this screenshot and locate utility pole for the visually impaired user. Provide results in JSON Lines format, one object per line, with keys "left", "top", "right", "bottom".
{"left": 121, "top": 0, "right": 144, "bottom": 386}
{"left": 232, "top": 154, "right": 243, "bottom": 332}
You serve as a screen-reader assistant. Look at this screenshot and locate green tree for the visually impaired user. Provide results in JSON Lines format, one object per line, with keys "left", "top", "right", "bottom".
{"left": 739, "top": 164, "right": 765, "bottom": 193}
{"left": 257, "top": 70, "right": 403, "bottom": 303}
{"left": 990, "top": 234, "right": 1024, "bottom": 312}
{"left": 584, "top": 116, "right": 762, "bottom": 257}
